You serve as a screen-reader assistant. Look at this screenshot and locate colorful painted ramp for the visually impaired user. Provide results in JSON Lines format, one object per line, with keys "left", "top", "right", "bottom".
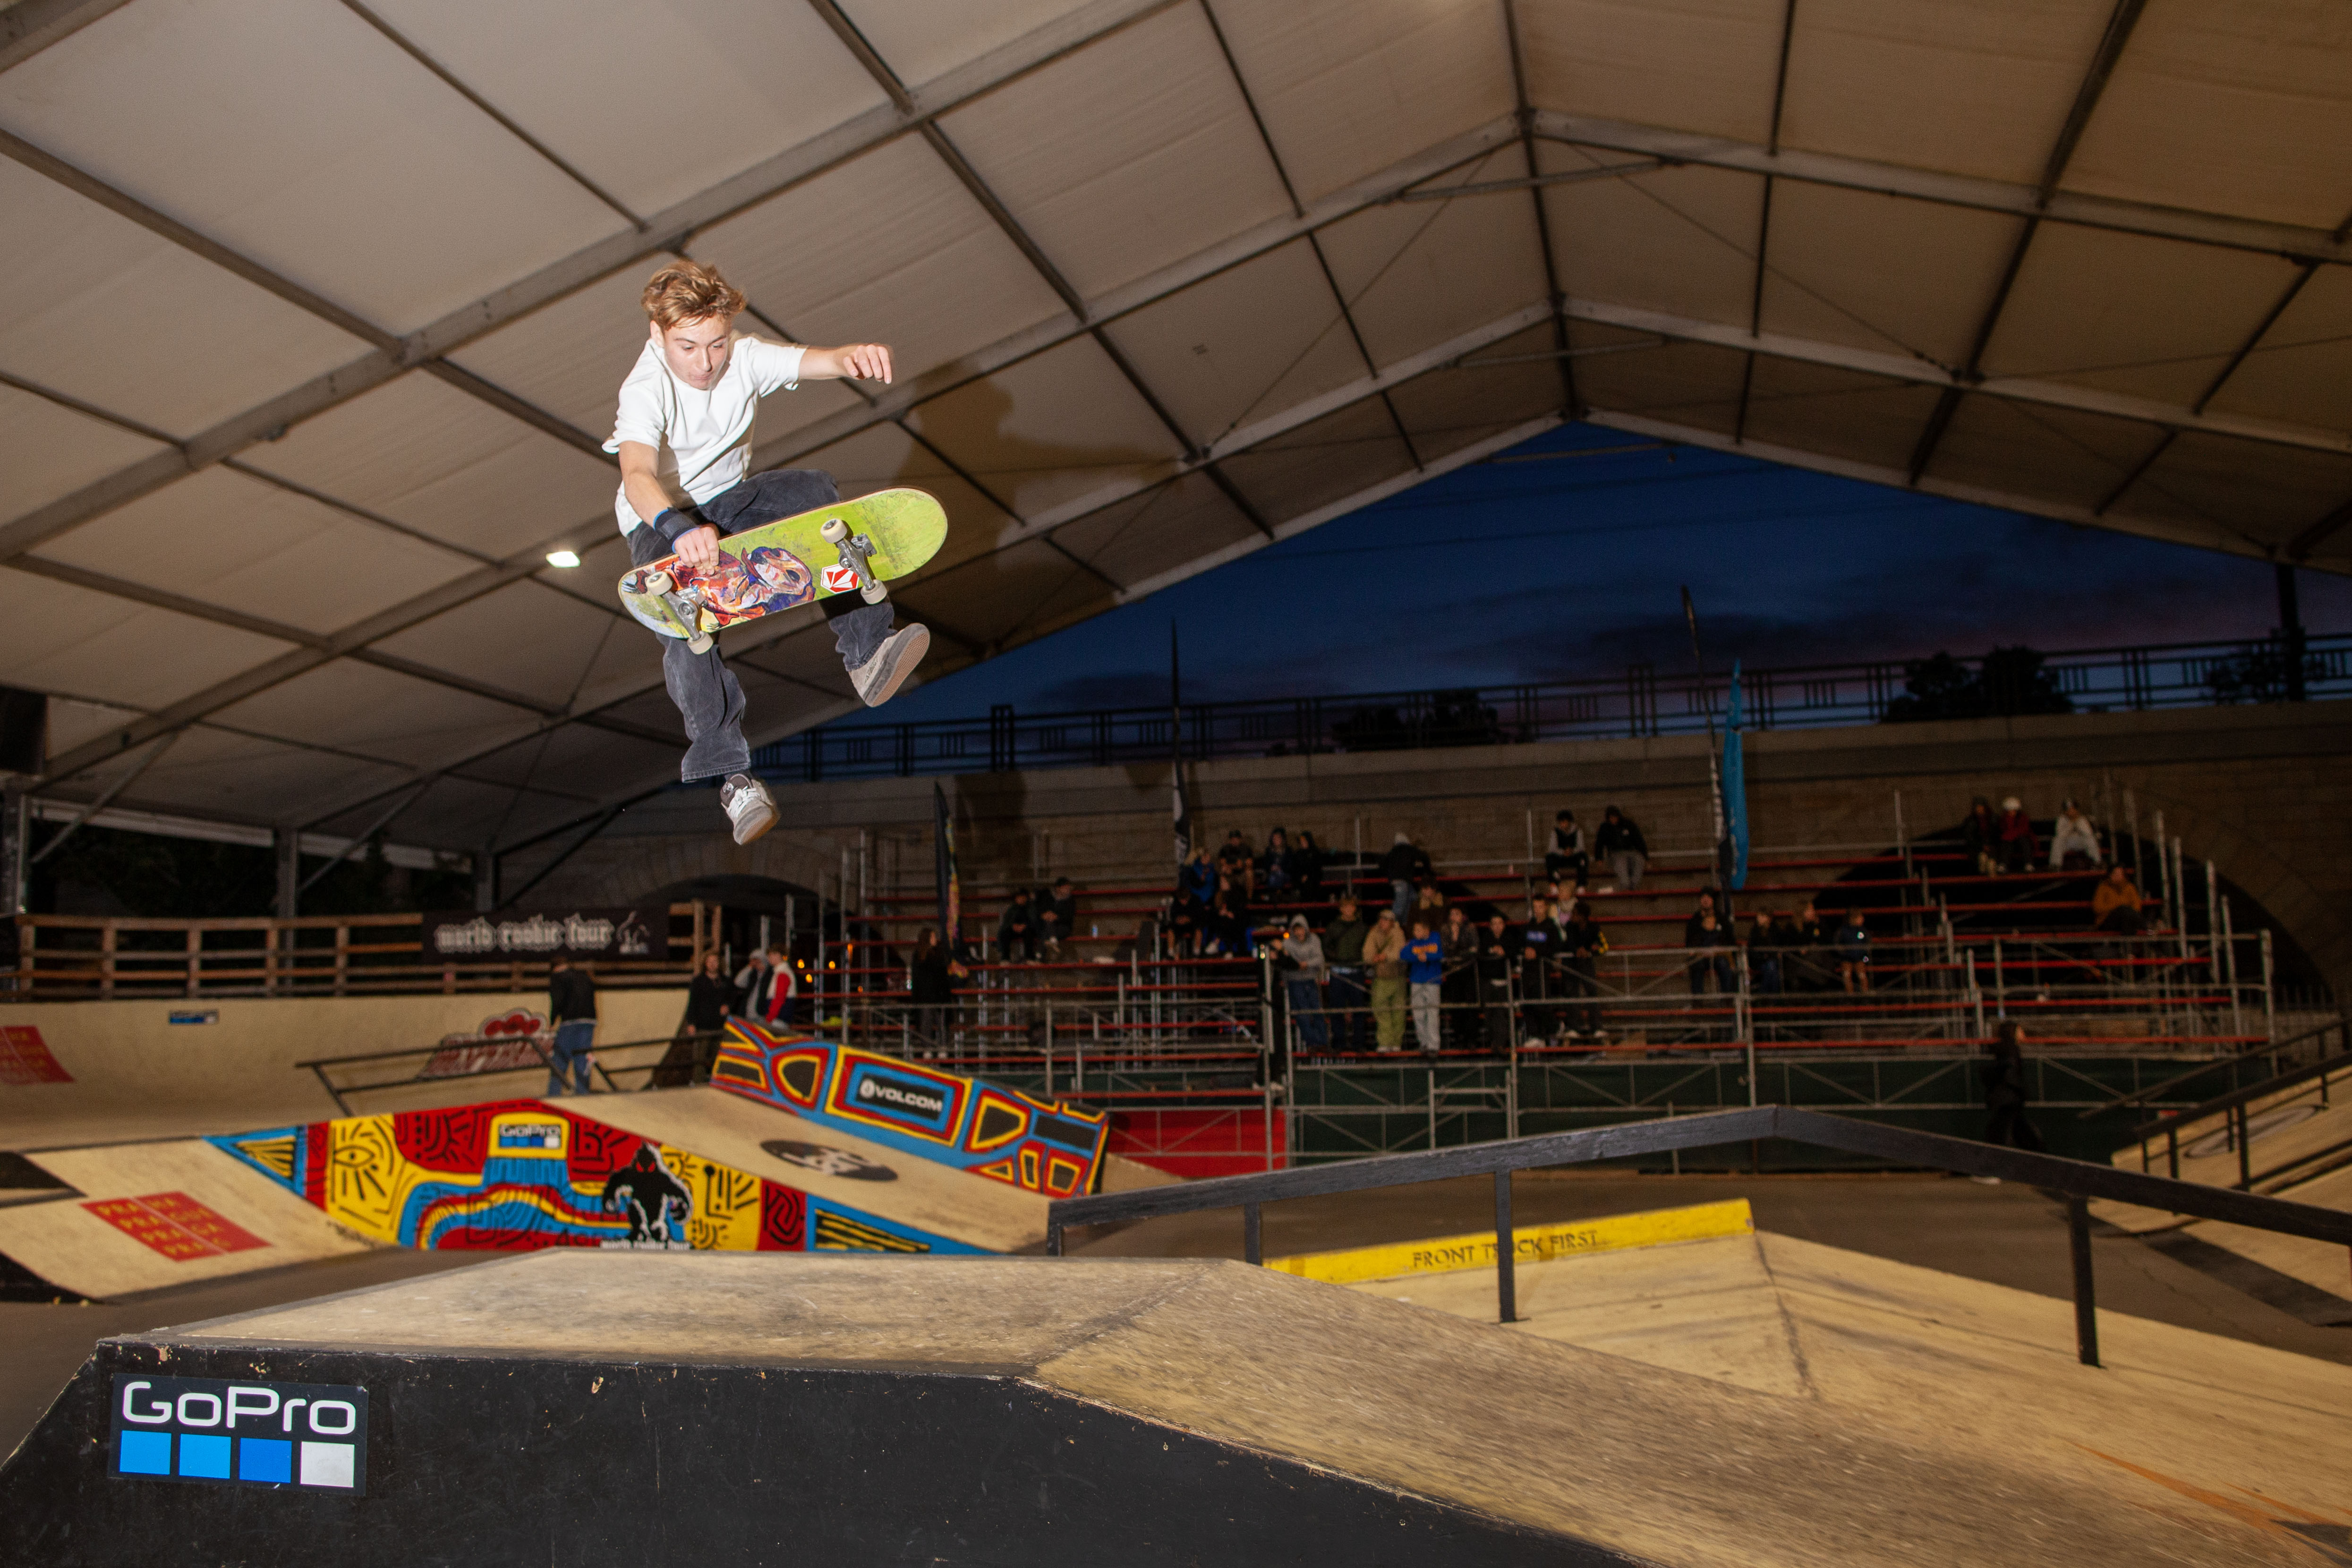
{"left": 711, "top": 1020, "right": 1110, "bottom": 1198}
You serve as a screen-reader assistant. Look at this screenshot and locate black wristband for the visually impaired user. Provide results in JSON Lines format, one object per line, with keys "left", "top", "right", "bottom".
{"left": 653, "top": 506, "right": 710, "bottom": 547}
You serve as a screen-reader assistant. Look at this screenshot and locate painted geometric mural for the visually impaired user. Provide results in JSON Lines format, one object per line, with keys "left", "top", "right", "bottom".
{"left": 209, "top": 1099, "right": 974, "bottom": 1255}
{"left": 710, "top": 1021, "right": 1110, "bottom": 1198}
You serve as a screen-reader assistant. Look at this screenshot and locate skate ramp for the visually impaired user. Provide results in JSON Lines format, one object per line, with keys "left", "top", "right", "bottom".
{"left": 1, "top": 1248, "right": 2335, "bottom": 1566}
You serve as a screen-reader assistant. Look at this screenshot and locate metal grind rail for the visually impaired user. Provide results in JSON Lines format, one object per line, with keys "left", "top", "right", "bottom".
{"left": 293, "top": 1033, "right": 683, "bottom": 1114}
{"left": 1044, "top": 1104, "right": 2352, "bottom": 1368}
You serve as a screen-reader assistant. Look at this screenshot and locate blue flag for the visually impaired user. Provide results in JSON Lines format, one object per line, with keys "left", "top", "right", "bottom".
{"left": 1722, "top": 662, "right": 1749, "bottom": 890}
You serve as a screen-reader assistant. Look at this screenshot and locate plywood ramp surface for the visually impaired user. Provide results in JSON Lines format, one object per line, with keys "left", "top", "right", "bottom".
{"left": 579, "top": 1086, "right": 1049, "bottom": 1253}
{"left": 0, "top": 1138, "right": 370, "bottom": 1298}
{"left": 176, "top": 1250, "right": 2328, "bottom": 1567}
{"left": 2098, "top": 1084, "right": 2352, "bottom": 1234}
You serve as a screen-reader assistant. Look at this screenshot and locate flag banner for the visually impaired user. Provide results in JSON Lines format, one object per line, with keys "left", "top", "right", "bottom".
{"left": 1723, "top": 661, "right": 1749, "bottom": 890}
{"left": 933, "top": 783, "right": 959, "bottom": 951}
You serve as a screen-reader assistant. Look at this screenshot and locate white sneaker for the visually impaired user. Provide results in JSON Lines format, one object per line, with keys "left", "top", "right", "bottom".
{"left": 850, "top": 624, "right": 929, "bottom": 707}
{"left": 720, "top": 773, "right": 776, "bottom": 845}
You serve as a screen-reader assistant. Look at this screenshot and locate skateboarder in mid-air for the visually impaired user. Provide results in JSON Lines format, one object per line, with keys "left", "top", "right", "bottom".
{"left": 608, "top": 258, "right": 929, "bottom": 844}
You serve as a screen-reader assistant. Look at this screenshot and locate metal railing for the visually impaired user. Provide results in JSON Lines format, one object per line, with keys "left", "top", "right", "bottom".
{"left": 752, "top": 632, "right": 2352, "bottom": 783}
{"left": 1044, "top": 1104, "right": 2352, "bottom": 1367}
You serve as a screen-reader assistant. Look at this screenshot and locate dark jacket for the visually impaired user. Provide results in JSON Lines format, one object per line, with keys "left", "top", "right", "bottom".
{"left": 1475, "top": 926, "right": 1516, "bottom": 986}
{"left": 997, "top": 898, "right": 1035, "bottom": 948}
{"left": 549, "top": 967, "right": 596, "bottom": 1024}
{"left": 1982, "top": 1047, "right": 2028, "bottom": 1108}
{"left": 1561, "top": 916, "right": 1606, "bottom": 963}
{"left": 685, "top": 971, "right": 731, "bottom": 1032}
{"left": 1040, "top": 889, "right": 1079, "bottom": 938}
{"left": 1323, "top": 914, "right": 1371, "bottom": 966}
{"left": 910, "top": 947, "right": 958, "bottom": 1007}
{"left": 1379, "top": 841, "right": 1432, "bottom": 882}
{"left": 1682, "top": 911, "right": 1729, "bottom": 949}
{"left": 1594, "top": 817, "right": 1648, "bottom": 857}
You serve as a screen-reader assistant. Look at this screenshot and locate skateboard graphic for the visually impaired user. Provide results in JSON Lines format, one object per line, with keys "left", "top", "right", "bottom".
{"left": 617, "top": 487, "right": 947, "bottom": 653}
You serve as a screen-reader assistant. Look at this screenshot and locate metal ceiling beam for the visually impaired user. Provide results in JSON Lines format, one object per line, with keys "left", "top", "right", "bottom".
{"left": 1560, "top": 295, "right": 2352, "bottom": 459}
{"left": 1906, "top": 0, "right": 2145, "bottom": 485}
{"left": 1502, "top": 0, "right": 1579, "bottom": 424}
{"left": 0, "top": 0, "right": 132, "bottom": 75}
{"left": 0, "top": 0, "right": 1191, "bottom": 562}
{"left": 1533, "top": 110, "right": 2352, "bottom": 267}
{"left": 1735, "top": 0, "right": 1796, "bottom": 446}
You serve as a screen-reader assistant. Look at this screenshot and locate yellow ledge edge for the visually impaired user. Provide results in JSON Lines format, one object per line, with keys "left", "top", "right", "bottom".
{"left": 1264, "top": 1197, "right": 1755, "bottom": 1286}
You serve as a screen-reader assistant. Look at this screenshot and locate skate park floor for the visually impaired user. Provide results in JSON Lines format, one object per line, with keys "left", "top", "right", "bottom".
{"left": 7, "top": 1168, "right": 2345, "bottom": 1466}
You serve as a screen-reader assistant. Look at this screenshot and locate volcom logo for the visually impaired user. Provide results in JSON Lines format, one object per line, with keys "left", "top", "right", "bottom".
{"left": 111, "top": 1374, "right": 368, "bottom": 1494}
{"left": 761, "top": 1139, "right": 897, "bottom": 1182}
{"left": 855, "top": 1074, "right": 946, "bottom": 1118}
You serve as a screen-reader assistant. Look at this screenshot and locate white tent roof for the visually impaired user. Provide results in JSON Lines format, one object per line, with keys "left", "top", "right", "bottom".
{"left": 2, "top": 0, "right": 2347, "bottom": 858}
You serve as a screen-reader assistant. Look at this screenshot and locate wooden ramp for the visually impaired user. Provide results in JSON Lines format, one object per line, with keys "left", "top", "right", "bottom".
{"left": 2, "top": 1249, "right": 2341, "bottom": 1565}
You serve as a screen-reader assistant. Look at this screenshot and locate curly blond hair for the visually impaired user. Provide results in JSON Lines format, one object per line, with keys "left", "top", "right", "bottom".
{"left": 641, "top": 258, "right": 745, "bottom": 331}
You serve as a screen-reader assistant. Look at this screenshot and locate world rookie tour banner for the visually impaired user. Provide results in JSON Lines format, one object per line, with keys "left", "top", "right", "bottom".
{"left": 421, "top": 907, "right": 667, "bottom": 963}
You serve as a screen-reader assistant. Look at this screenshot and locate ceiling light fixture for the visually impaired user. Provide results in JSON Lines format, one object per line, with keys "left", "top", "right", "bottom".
{"left": 545, "top": 550, "right": 581, "bottom": 569}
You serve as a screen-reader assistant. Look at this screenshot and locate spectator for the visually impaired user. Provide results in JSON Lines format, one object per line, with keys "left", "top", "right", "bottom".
{"left": 656, "top": 950, "right": 733, "bottom": 1087}
{"left": 909, "top": 928, "right": 964, "bottom": 1059}
{"left": 736, "top": 943, "right": 795, "bottom": 1028}
{"left": 1322, "top": 895, "right": 1372, "bottom": 1053}
{"left": 1994, "top": 796, "right": 2037, "bottom": 873}
{"left": 1519, "top": 895, "right": 1562, "bottom": 1045}
{"left": 1405, "top": 917, "right": 1446, "bottom": 1056}
{"left": 1259, "top": 827, "right": 1294, "bottom": 899}
{"left": 1040, "top": 876, "right": 1080, "bottom": 956}
{"left": 1833, "top": 909, "right": 1871, "bottom": 993}
{"left": 1212, "top": 871, "right": 1252, "bottom": 955}
{"left": 1545, "top": 809, "right": 1589, "bottom": 886}
{"left": 1559, "top": 899, "right": 1607, "bottom": 1042}
{"left": 1981, "top": 1020, "right": 2044, "bottom": 1155}
{"left": 1476, "top": 912, "right": 1517, "bottom": 1054}
{"left": 1440, "top": 905, "right": 1478, "bottom": 1048}
{"left": 1410, "top": 872, "right": 1447, "bottom": 931}
{"left": 996, "top": 889, "right": 1036, "bottom": 962}
{"left": 1595, "top": 806, "right": 1648, "bottom": 890}
{"left": 1165, "top": 891, "right": 1202, "bottom": 958}
{"left": 2048, "top": 801, "right": 2101, "bottom": 871}
{"left": 1292, "top": 829, "right": 1327, "bottom": 905}
{"left": 1683, "top": 890, "right": 1728, "bottom": 995}
{"left": 1747, "top": 909, "right": 1787, "bottom": 997}
{"left": 1180, "top": 843, "right": 1217, "bottom": 907}
{"left": 1789, "top": 901, "right": 1831, "bottom": 992}
{"left": 1961, "top": 796, "right": 1999, "bottom": 877}
{"left": 1217, "top": 828, "right": 1256, "bottom": 894}
{"left": 1363, "top": 908, "right": 1408, "bottom": 1053}
{"left": 2091, "top": 865, "right": 2143, "bottom": 933}
{"left": 1278, "top": 915, "right": 1328, "bottom": 1056}
{"left": 545, "top": 956, "right": 598, "bottom": 1097}
{"left": 1380, "top": 831, "right": 1431, "bottom": 922}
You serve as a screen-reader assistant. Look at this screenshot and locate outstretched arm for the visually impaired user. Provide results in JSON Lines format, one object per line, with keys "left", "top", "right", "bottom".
{"left": 801, "top": 343, "right": 894, "bottom": 384}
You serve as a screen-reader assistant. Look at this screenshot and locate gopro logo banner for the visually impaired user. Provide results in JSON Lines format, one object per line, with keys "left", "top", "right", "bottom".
{"left": 111, "top": 1374, "right": 368, "bottom": 1495}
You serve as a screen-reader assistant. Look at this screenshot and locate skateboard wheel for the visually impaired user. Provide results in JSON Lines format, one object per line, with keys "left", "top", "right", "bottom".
{"left": 688, "top": 633, "right": 714, "bottom": 656}
{"left": 860, "top": 582, "right": 887, "bottom": 605}
{"left": 643, "top": 570, "right": 674, "bottom": 594}
{"left": 820, "top": 518, "right": 848, "bottom": 543}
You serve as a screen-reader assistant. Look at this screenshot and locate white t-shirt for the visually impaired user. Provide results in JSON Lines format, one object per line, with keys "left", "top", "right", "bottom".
{"left": 605, "top": 333, "right": 806, "bottom": 532}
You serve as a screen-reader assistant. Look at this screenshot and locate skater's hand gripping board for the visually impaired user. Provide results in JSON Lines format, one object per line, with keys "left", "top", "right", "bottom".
{"left": 617, "top": 487, "right": 947, "bottom": 645}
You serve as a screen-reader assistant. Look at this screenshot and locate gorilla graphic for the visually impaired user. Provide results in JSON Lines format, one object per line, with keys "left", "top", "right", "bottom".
{"left": 602, "top": 1144, "right": 692, "bottom": 1245}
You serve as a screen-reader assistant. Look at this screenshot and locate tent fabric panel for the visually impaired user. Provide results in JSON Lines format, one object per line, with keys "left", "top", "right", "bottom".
{"left": 1219, "top": 398, "right": 1415, "bottom": 524}
{"left": 366, "top": 578, "right": 660, "bottom": 716}
{"left": 2204, "top": 264, "right": 2352, "bottom": 438}
{"left": 937, "top": 5, "right": 1294, "bottom": 301}
{"left": 1382, "top": 326, "right": 1567, "bottom": 463}
{"left": 30, "top": 466, "right": 477, "bottom": 636}
{"left": 1978, "top": 222, "right": 2309, "bottom": 408}
{"left": 1522, "top": 0, "right": 1786, "bottom": 145}
{"left": 236, "top": 371, "right": 621, "bottom": 562}
{"left": 1097, "top": 238, "right": 1368, "bottom": 449}
{"left": 0, "top": 382, "right": 171, "bottom": 524}
{"left": 358, "top": 0, "right": 891, "bottom": 218}
{"left": 1756, "top": 181, "right": 2027, "bottom": 368}
{"left": 1567, "top": 335, "right": 1750, "bottom": 437}
{"left": 1317, "top": 149, "right": 1548, "bottom": 370}
{"left": 448, "top": 720, "right": 677, "bottom": 796}
{"left": 442, "top": 268, "right": 663, "bottom": 438}
{"left": 1738, "top": 358, "right": 1943, "bottom": 470}
{"left": 2127, "top": 433, "right": 2352, "bottom": 550}
{"left": 1047, "top": 471, "right": 1259, "bottom": 590}
{"left": 1917, "top": 395, "right": 2171, "bottom": 513}
{"left": 888, "top": 535, "right": 1107, "bottom": 650}
{"left": 208, "top": 658, "right": 541, "bottom": 766}
{"left": 1541, "top": 153, "right": 1764, "bottom": 332}
{"left": 905, "top": 336, "right": 1186, "bottom": 522}
{"left": 41, "top": 693, "right": 144, "bottom": 759}
{"left": 2062, "top": 5, "right": 2352, "bottom": 230}
{"left": 113, "top": 725, "right": 410, "bottom": 828}
{"left": 0, "top": 161, "right": 368, "bottom": 442}
{"left": 0, "top": 568, "right": 295, "bottom": 712}
{"left": 0, "top": 0, "right": 628, "bottom": 334}
{"left": 691, "top": 134, "right": 1069, "bottom": 395}
{"left": 1215, "top": 0, "right": 1514, "bottom": 205}
{"left": 838, "top": 0, "right": 1104, "bottom": 95}
{"left": 785, "top": 421, "right": 1019, "bottom": 582}
{"left": 1777, "top": 0, "right": 2115, "bottom": 186}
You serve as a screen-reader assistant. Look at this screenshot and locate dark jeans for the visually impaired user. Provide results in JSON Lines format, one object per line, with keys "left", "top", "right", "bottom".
{"left": 626, "top": 469, "right": 895, "bottom": 782}
{"left": 545, "top": 1020, "right": 596, "bottom": 1096}
{"left": 1327, "top": 968, "right": 1369, "bottom": 1052}
{"left": 1482, "top": 980, "right": 1515, "bottom": 1053}
{"left": 1558, "top": 961, "right": 1601, "bottom": 1036}
{"left": 1286, "top": 978, "right": 1328, "bottom": 1051}
{"left": 1985, "top": 1102, "right": 2044, "bottom": 1151}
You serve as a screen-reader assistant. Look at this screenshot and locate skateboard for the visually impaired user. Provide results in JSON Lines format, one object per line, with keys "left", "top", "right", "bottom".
{"left": 617, "top": 487, "right": 948, "bottom": 653}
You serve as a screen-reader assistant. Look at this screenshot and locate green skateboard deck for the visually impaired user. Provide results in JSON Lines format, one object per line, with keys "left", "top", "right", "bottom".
{"left": 617, "top": 487, "right": 947, "bottom": 650}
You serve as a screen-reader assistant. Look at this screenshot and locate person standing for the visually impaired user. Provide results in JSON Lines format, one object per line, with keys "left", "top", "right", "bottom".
{"left": 1559, "top": 900, "right": 1608, "bottom": 1041}
{"left": 1440, "top": 906, "right": 1478, "bottom": 1049}
{"left": 1476, "top": 912, "right": 1517, "bottom": 1054}
{"left": 1322, "top": 895, "right": 1372, "bottom": 1053}
{"left": 1981, "top": 1020, "right": 2044, "bottom": 1154}
{"left": 1259, "top": 828, "right": 1294, "bottom": 901}
{"left": 1833, "top": 910, "right": 1872, "bottom": 993}
{"left": 678, "top": 950, "right": 734, "bottom": 1084}
{"left": 1363, "top": 908, "right": 1409, "bottom": 1053}
{"left": 1519, "top": 895, "right": 1563, "bottom": 1046}
{"left": 1595, "top": 806, "right": 1648, "bottom": 890}
{"left": 545, "top": 956, "right": 598, "bottom": 1097}
{"left": 909, "top": 927, "right": 964, "bottom": 1060}
{"left": 1292, "top": 829, "right": 1327, "bottom": 906}
{"left": 1381, "top": 831, "right": 1432, "bottom": 923}
{"left": 1278, "top": 915, "right": 1329, "bottom": 1057}
{"left": 1404, "top": 918, "right": 1446, "bottom": 1056}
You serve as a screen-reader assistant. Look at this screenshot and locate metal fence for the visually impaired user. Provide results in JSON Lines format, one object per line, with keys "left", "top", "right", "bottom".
{"left": 750, "top": 632, "right": 2352, "bottom": 783}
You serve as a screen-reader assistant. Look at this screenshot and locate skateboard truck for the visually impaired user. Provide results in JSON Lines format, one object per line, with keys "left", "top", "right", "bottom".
{"left": 639, "top": 569, "right": 715, "bottom": 655}
{"left": 820, "top": 517, "right": 888, "bottom": 604}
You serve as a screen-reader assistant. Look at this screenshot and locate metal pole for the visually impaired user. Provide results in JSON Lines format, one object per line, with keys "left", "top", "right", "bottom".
{"left": 2173, "top": 837, "right": 2190, "bottom": 963}
{"left": 2261, "top": 929, "right": 2275, "bottom": 1043}
{"left": 2221, "top": 897, "right": 2242, "bottom": 1040}
{"left": 2204, "top": 859, "right": 2220, "bottom": 981}
{"left": 1993, "top": 937, "right": 2005, "bottom": 1018}
{"left": 2067, "top": 1195, "right": 2100, "bottom": 1368}
{"left": 2236, "top": 1102, "right": 2252, "bottom": 1190}
{"left": 1242, "top": 1202, "right": 1262, "bottom": 1265}
{"left": 1493, "top": 1169, "right": 1518, "bottom": 1324}
{"left": 1967, "top": 952, "right": 1984, "bottom": 1039}
{"left": 1740, "top": 949, "right": 1757, "bottom": 1108}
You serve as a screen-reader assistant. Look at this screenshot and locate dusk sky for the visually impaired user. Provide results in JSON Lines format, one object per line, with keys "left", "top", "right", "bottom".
{"left": 871, "top": 423, "right": 2351, "bottom": 724}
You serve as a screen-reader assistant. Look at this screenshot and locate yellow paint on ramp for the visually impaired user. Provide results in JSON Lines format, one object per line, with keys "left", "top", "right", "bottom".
{"left": 1266, "top": 1198, "right": 1751, "bottom": 1284}
{"left": 579, "top": 1087, "right": 1052, "bottom": 1254}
